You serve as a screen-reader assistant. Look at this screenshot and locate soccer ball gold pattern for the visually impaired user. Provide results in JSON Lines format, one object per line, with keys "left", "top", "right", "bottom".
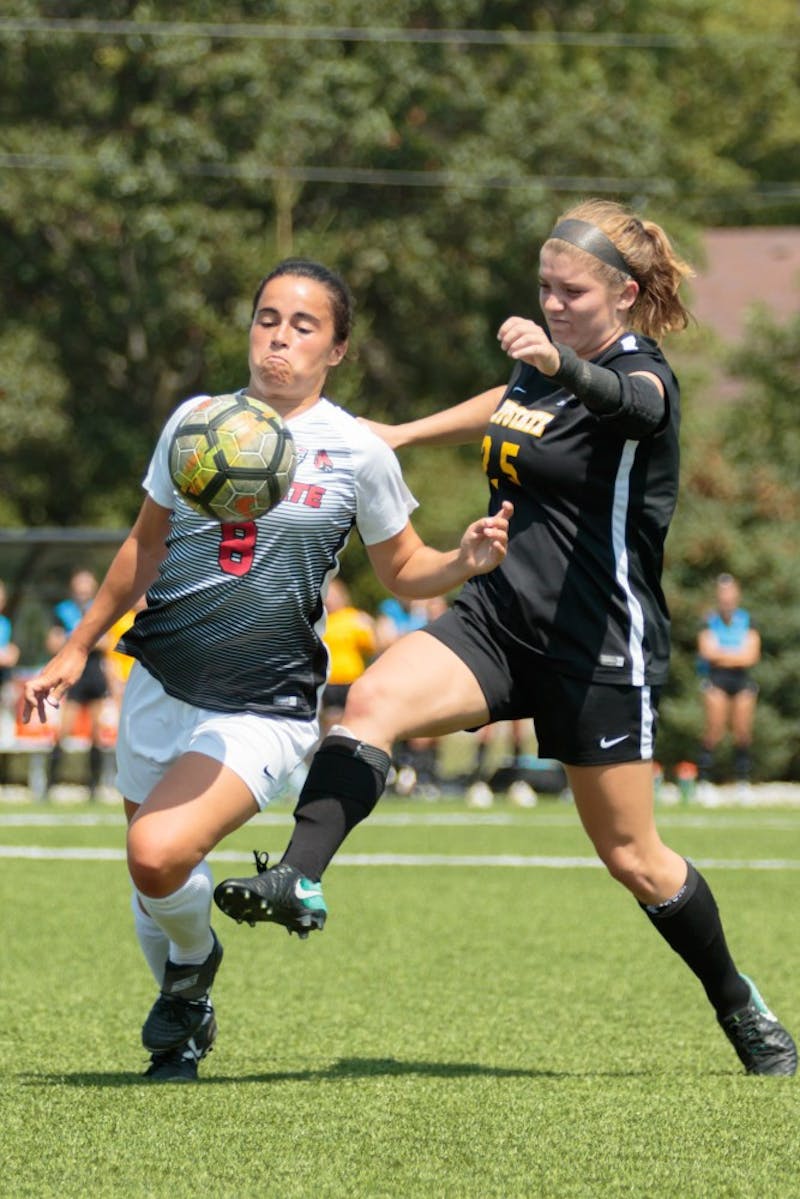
{"left": 169, "top": 393, "right": 297, "bottom": 521}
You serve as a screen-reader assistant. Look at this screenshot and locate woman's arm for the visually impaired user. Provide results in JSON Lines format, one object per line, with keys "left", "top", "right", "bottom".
{"left": 22, "top": 497, "right": 171, "bottom": 721}
{"left": 361, "top": 385, "right": 506, "bottom": 450}
{"left": 698, "top": 627, "right": 761, "bottom": 670}
{"left": 366, "top": 501, "right": 513, "bottom": 599}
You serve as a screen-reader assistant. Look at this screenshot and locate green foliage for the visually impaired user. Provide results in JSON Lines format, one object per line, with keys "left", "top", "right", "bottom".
{"left": 662, "top": 308, "right": 800, "bottom": 780}
{"left": 1, "top": 3, "right": 799, "bottom": 771}
{"left": 2, "top": 0, "right": 798, "bottom": 525}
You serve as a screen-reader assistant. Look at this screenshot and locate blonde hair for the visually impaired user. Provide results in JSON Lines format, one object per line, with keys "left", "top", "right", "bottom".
{"left": 547, "top": 199, "right": 694, "bottom": 340}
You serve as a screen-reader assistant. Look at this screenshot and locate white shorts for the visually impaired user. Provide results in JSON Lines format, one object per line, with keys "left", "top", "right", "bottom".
{"left": 116, "top": 662, "right": 320, "bottom": 809}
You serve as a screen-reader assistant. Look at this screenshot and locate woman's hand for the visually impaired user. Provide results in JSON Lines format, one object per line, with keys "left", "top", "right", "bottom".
{"left": 498, "top": 317, "right": 560, "bottom": 376}
{"left": 22, "top": 644, "right": 89, "bottom": 724}
{"left": 458, "top": 500, "right": 514, "bottom": 575}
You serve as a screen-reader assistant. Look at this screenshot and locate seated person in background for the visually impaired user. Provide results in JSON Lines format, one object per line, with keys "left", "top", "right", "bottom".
{"left": 696, "top": 573, "right": 761, "bottom": 796}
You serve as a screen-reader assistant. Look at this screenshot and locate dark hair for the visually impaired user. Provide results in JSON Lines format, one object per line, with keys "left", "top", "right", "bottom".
{"left": 250, "top": 258, "right": 354, "bottom": 344}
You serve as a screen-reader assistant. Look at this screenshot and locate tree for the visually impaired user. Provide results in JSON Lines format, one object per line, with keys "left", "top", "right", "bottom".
{"left": 660, "top": 307, "right": 800, "bottom": 779}
{"left": 1, "top": 3, "right": 799, "bottom": 774}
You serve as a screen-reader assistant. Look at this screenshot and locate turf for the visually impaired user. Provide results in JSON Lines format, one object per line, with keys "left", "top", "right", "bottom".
{"left": 1, "top": 798, "right": 799, "bottom": 1198}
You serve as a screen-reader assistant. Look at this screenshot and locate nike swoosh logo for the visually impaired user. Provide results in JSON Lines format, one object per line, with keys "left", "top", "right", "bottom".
{"left": 512, "top": 385, "right": 526, "bottom": 394}
{"left": 599, "top": 734, "right": 630, "bottom": 749}
{"left": 295, "top": 880, "right": 323, "bottom": 899}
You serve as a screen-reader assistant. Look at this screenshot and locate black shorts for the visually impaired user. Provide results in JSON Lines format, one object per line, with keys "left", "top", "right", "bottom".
{"left": 67, "top": 652, "right": 108, "bottom": 704}
{"left": 702, "top": 668, "right": 758, "bottom": 698}
{"left": 425, "top": 609, "right": 661, "bottom": 766}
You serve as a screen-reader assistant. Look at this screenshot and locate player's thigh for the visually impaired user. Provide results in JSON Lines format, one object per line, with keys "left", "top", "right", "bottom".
{"left": 343, "top": 630, "right": 489, "bottom": 745}
{"left": 127, "top": 751, "right": 258, "bottom": 872}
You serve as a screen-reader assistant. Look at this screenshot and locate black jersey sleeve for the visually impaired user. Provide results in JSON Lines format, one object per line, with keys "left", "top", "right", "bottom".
{"left": 598, "top": 340, "right": 677, "bottom": 439}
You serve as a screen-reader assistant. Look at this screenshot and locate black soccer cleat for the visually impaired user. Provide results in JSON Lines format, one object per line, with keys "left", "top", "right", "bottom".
{"left": 214, "top": 852, "right": 327, "bottom": 938}
{"left": 141, "top": 929, "right": 223, "bottom": 1054}
{"left": 719, "top": 975, "right": 798, "bottom": 1076}
{"left": 144, "top": 1009, "right": 218, "bottom": 1084}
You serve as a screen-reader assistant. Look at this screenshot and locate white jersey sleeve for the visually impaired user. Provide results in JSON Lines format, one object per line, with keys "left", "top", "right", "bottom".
{"left": 346, "top": 417, "right": 418, "bottom": 545}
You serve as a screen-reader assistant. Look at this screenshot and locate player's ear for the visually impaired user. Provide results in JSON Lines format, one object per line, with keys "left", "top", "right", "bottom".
{"left": 617, "top": 279, "right": 639, "bottom": 312}
{"left": 329, "top": 339, "right": 349, "bottom": 366}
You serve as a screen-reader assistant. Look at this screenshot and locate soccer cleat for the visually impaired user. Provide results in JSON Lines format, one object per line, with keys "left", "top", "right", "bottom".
{"left": 141, "top": 929, "right": 223, "bottom": 1053}
{"left": 719, "top": 975, "right": 798, "bottom": 1076}
{"left": 213, "top": 852, "right": 327, "bottom": 937}
{"left": 144, "top": 1008, "right": 218, "bottom": 1084}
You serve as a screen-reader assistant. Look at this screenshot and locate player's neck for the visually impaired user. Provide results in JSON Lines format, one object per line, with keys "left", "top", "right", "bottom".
{"left": 249, "top": 388, "right": 323, "bottom": 421}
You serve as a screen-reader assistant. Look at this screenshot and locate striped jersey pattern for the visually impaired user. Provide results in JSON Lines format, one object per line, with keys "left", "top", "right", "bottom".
{"left": 120, "top": 395, "right": 416, "bottom": 716}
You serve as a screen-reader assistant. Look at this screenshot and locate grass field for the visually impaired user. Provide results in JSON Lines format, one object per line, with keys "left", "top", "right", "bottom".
{"left": 1, "top": 796, "right": 799, "bottom": 1198}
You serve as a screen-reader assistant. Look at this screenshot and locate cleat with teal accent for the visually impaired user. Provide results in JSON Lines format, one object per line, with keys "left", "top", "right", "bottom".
{"left": 144, "top": 1008, "right": 218, "bottom": 1083}
{"left": 214, "top": 851, "right": 327, "bottom": 937}
{"left": 719, "top": 975, "right": 797, "bottom": 1076}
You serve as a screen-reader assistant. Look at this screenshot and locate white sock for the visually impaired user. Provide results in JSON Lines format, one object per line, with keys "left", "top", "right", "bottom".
{"left": 131, "top": 890, "right": 169, "bottom": 985}
{"left": 138, "top": 860, "right": 215, "bottom": 967}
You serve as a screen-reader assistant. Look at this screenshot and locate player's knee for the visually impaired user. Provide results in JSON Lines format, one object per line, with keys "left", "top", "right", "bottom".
{"left": 599, "top": 844, "right": 653, "bottom": 896}
{"left": 127, "top": 823, "right": 189, "bottom": 896}
{"left": 343, "top": 671, "right": 395, "bottom": 730}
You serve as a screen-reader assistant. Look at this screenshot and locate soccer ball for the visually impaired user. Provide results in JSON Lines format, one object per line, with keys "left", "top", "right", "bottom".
{"left": 169, "top": 393, "right": 297, "bottom": 521}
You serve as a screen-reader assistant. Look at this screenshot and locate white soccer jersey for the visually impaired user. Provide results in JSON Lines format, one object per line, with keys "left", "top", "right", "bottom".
{"left": 119, "top": 394, "right": 417, "bottom": 717}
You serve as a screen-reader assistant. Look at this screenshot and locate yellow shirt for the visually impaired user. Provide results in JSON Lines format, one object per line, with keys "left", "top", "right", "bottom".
{"left": 106, "top": 609, "right": 139, "bottom": 684}
{"left": 324, "top": 606, "right": 376, "bottom": 685}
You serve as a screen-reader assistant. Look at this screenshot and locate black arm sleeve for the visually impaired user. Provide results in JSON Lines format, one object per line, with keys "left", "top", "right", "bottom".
{"left": 550, "top": 342, "right": 666, "bottom": 439}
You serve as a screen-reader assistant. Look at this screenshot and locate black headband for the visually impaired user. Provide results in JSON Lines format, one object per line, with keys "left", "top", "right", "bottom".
{"left": 548, "top": 218, "right": 633, "bottom": 277}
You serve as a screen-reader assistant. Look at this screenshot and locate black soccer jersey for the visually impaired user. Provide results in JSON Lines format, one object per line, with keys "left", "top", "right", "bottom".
{"left": 455, "top": 333, "right": 680, "bottom": 685}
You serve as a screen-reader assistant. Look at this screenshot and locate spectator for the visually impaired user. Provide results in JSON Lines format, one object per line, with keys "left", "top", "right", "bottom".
{"left": 0, "top": 579, "right": 21, "bottom": 749}
{"left": 320, "top": 578, "right": 377, "bottom": 736}
{"left": 46, "top": 567, "right": 110, "bottom": 800}
{"left": 696, "top": 574, "right": 761, "bottom": 799}
{"left": 106, "top": 595, "right": 148, "bottom": 705}
{"left": 376, "top": 595, "right": 448, "bottom": 798}
{"left": 0, "top": 578, "right": 20, "bottom": 686}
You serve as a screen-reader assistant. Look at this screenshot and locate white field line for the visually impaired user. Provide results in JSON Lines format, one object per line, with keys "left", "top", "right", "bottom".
{"left": 1, "top": 845, "right": 799, "bottom": 870}
{"left": 2, "top": 810, "right": 800, "bottom": 830}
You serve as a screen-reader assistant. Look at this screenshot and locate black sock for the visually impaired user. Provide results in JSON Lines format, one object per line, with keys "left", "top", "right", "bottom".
{"left": 696, "top": 744, "right": 714, "bottom": 782}
{"left": 282, "top": 734, "right": 391, "bottom": 881}
{"left": 47, "top": 744, "right": 63, "bottom": 790}
{"left": 88, "top": 745, "right": 102, "bottom": 795}
{"left": 734, "top": 745, "right": 751, "bottom": 782}
{"left": 641, "top": 861, "right": 750, "bottom": 1018}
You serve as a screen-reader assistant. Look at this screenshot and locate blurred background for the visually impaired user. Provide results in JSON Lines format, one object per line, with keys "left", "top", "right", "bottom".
{"left": 1, "top": 1, "right": 798, "bottom": 781}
